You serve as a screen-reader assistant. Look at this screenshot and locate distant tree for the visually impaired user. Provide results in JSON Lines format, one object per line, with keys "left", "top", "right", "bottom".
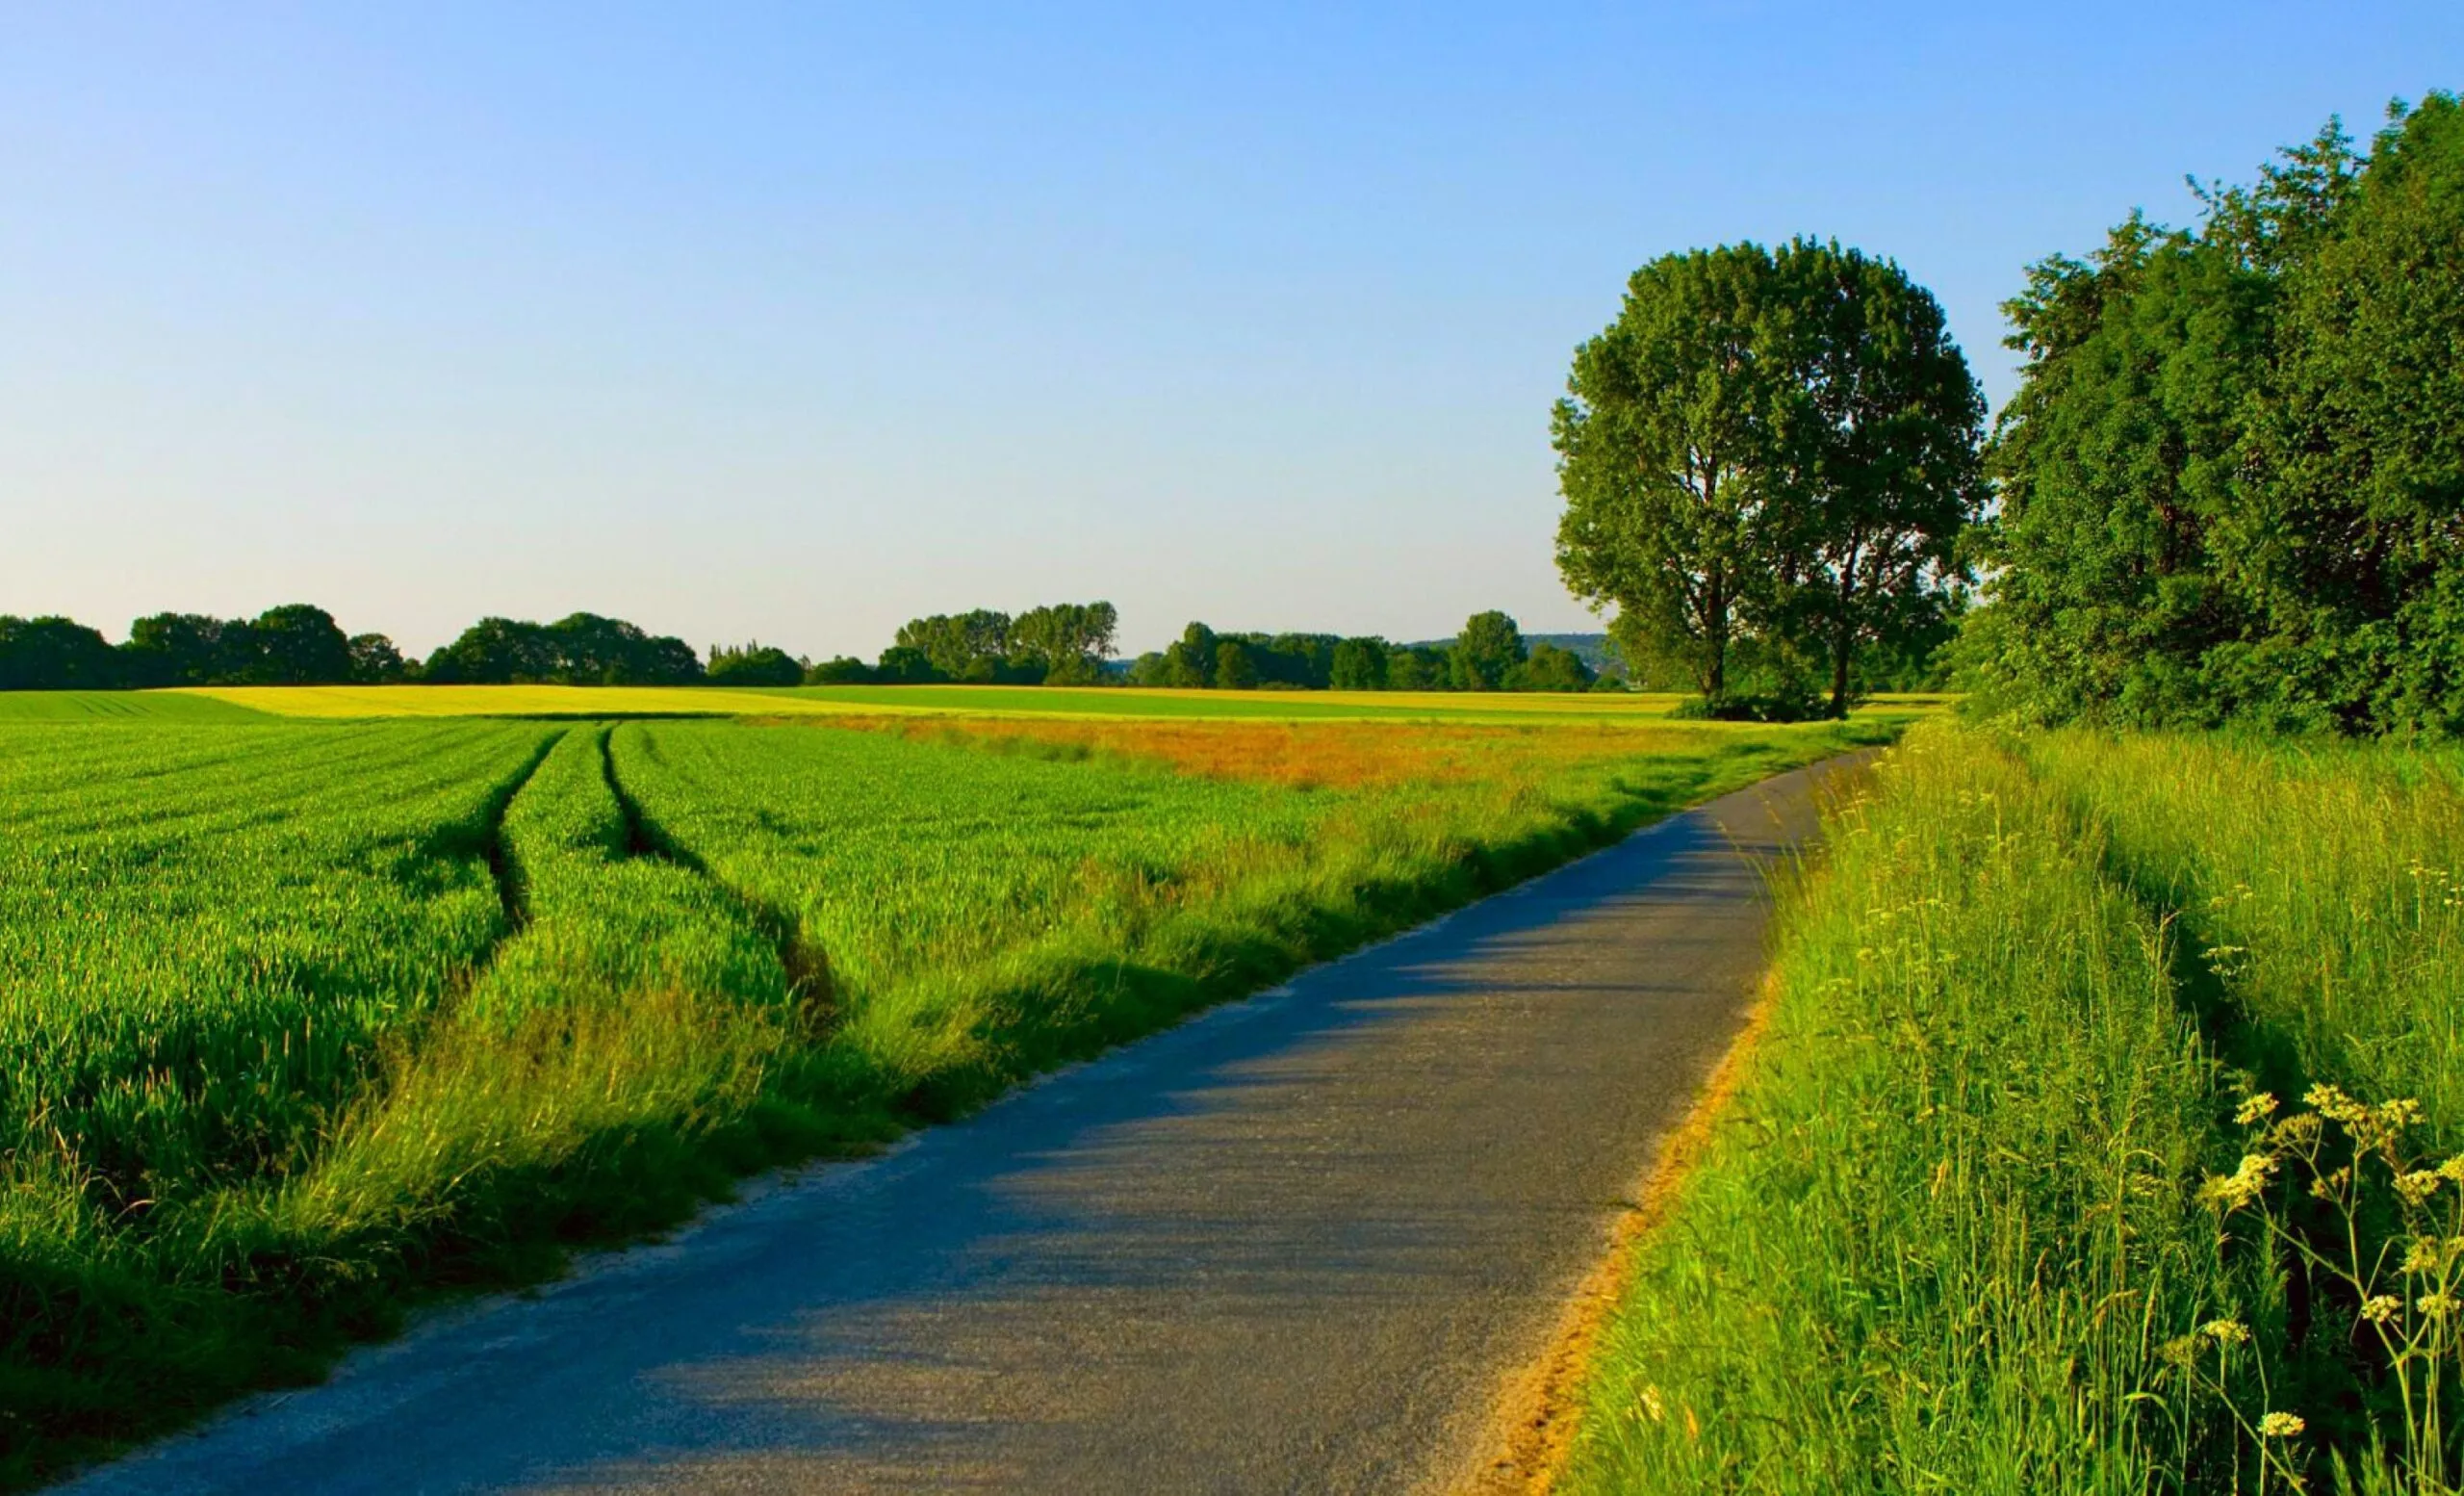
{"left": 1513, "top": 641, "right": 1595, "bottom": 692}
{"left": 1161, "top": 622, "right": 1217, "bottom": 687}
{"left": 806, "top": 656, "right": 876, "bottom": 684}
{"left": 1329, "top": 636, "right": 1389, "bottom": 690}
{"left": 1385, "top": 644, "right": 1452, "bottom": 690}
{"left": 1011, "top": 602, "right": 1119, "bottom": 684}
{"left": 706, "top": 643, "right": 807, "bottom": 687}
{"left": 0, "top": 616, "right": 121, "bottom": 689}
{"left": 1125, "top": 651, "right": 1171, "bottom": 686}
{"left": 246, "top": 605, "right": 355, "bottom": 685}
{"left": 631, "top": 633, "right": 704, "bottom": 684}
{"left": 895, "top": 610, "right": 1013, "bottom": 683}
{"left": 423, "top": 618, "right": 558, "bottom": 684}
{"left": 348, "top": 633, "right": 408, "bottom": 684}
{"left": 122, "top": 612, "right": 245, "bottom": 686}
{"left": 873, "top": 644, "right": 943, "bottom": 684}
{"left": 1255, "top": 632, "right": 1339, "bottom": 687}
{"left": 1450, "top": 610, "right": 1527, "bottom": 691}
{"left": 1214, "top": 639, "right": 1259, "bottom": 689}
{"left": 543, "top": 613, "right": 700, "bottom": 684}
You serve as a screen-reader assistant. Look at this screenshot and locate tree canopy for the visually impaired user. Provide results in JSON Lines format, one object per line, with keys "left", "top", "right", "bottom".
{"left": 1967, "top": 93, "right": 2464, "bottom": 735}
{"left": 1554, "top": 239, "right": 1981, "bottom": 713}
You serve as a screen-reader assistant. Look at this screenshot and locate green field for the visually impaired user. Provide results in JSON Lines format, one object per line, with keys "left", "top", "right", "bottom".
{"left": 1566, "top": 722, "right": 2464, "bottom": 1494}
{"left": 0, "top": 703, "right": 1883, "bottom": 1484}
{"left": 0, "top": 690, "right": 271, "bottom": 721}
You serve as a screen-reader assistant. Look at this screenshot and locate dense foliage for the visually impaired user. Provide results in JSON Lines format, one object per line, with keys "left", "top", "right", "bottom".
{"left": 1554, "top": 239, "right": 1983, "bottom": 715}
{"left": 1966, "top": 94, "right": 2464, "bottom": 735}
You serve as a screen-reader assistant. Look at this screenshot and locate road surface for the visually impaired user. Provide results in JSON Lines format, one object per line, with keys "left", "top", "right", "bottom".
{"left": 64, "top": 756, "right": 1855, "bottom": 1496}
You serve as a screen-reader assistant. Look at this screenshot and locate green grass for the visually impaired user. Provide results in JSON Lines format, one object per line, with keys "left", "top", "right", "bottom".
{"left": 0, "top": 710, "right": 1877, "bottom": 1485}
{"left": 0, "top": 690, "right": 271, "bottom": 721}
{"left": 2017, "top": 733, "right": 2464, "bottom": 1148}
{"left": 1567, "top": 721, "right": 2464, "bottom": 1493}
{"left": 1562, "top": 722, "right": 2253, "bottom": 1494}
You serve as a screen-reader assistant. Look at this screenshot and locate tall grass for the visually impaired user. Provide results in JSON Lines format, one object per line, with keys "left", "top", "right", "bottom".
{"left": 1563, "top": 724, "right": 2258, "bottom": 1493}
{"left": 2018, "top": 732, "right": 2464, "bottom": 1489}
{"left": 2021, "top": 733, "right": 2464, "bottom": 1144}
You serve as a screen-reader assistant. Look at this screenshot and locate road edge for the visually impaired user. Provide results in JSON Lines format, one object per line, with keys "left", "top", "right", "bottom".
{"left": 1452, "top": 967, "right": 1781, "bottom": 1495}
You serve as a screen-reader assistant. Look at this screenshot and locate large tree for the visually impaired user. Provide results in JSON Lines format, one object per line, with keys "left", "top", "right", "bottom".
{"left": 1553, "top": 244, "right": 1800, "bottom": 697}
{"left": 1769, "top": 241, "right": 1985, "bottom": 715}
{"left": 1556, "top": 240, "right": 1980, "bottom": 709}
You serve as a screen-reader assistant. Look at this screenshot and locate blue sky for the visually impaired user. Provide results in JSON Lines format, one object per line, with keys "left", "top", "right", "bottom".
{"left": 5, "top": 4, "right": 2458, "bottom": 658}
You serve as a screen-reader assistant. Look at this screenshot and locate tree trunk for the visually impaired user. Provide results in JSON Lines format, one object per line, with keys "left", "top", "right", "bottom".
{"left": 1828, "top": 546, "right": 1861, "bottom": 717}
{"left": 1704, "top": 567, "right": 1728, "bottom": 698}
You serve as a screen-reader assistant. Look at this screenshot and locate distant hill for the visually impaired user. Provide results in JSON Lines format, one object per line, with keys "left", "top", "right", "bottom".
{"left": 1407, "top": 632, "right": 1621, "bottom": 675}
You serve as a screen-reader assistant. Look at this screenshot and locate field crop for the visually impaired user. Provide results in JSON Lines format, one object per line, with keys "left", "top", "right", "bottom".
{"left": 0, "top": 691, "right": 269, "bottom": 721}
{"left": 179, "top": 684, "right": 899, "bottom": 719}
{"left": 1, "top": 719, "right": 560, "bottom": 1466}
{"left": 0, "top": 706, "right": 1874, "bottom": 1484}
{"left": 1566, "top": 722, "right": 2464, "bottom": 1493}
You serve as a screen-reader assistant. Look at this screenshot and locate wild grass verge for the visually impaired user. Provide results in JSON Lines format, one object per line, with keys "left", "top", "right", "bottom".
{"left": 1561, "top": 723, "right": 2263, "bottom": 1494}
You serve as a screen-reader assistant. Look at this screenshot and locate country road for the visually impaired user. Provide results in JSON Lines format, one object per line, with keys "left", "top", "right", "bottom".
{"left": 63, "top": 756, "right": 1860, "bottom": 1496}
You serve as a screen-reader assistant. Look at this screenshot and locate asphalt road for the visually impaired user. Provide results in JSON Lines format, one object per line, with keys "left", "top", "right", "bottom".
{"left": 64, "top": 757, "right": 1853, "bottom": 1496}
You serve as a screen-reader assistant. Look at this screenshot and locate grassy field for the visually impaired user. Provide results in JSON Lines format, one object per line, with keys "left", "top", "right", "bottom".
{"left": 0, "top": 703, "right": 1886, "bottom": 1485}
{"left": 1566, "top": 721, "right": 2464, "bottom": 1494}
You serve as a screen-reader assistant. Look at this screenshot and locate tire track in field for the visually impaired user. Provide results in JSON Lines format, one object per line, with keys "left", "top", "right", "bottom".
{"left": 473, "top": 726, "right": 566, "bottom": 937}
{"left": 596, "top": 723, "right": 836, "bottom": 1024}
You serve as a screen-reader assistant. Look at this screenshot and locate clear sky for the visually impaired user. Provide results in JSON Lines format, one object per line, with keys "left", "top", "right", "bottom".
{"left": 5, "top": 5, "right": 2458, "bottom": 658}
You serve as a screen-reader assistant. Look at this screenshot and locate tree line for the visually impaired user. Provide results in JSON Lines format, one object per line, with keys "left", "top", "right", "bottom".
{"left": 807, "top": 603, "right": 1122, "bottom": 685}
{"left": 0, "top": 606, "right": 815, "bottom": 690}
{"left": 805, "top": 605, "right": 1604, "bottom": 691}
{"left": 1118, "top": 612, "right": 1599, "bottom": 692}
{"left": 0, "top": 599, "right": 1609, "bottom": 694}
